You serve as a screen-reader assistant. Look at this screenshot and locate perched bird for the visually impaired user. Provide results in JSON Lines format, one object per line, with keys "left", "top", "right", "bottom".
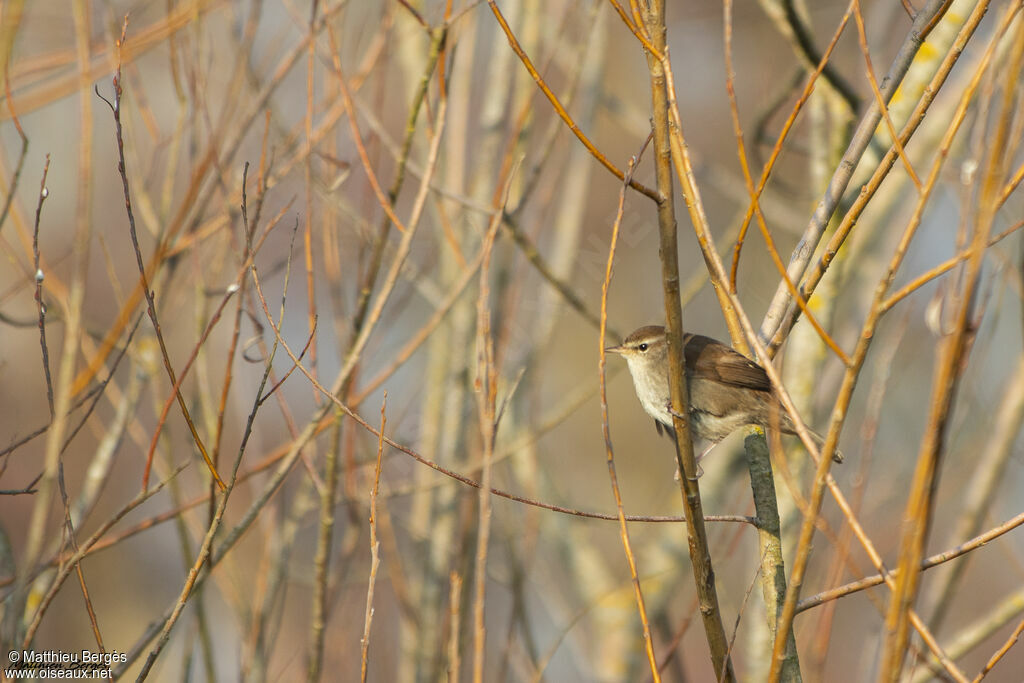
{"left": 606, "top": 325, "right": 842, "bottom": 463}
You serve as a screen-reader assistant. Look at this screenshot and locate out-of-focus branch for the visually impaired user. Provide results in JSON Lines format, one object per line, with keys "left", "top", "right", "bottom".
{"left": 755, "top": 0, "right": 861, "bottom": 116}
{"left": 487, "top": 0, "right": 660, "bottom": 201}
{"left": 769, "top": 4, "right": 1011, "bottom": 678}
{"left": 878, "top": 16, "right": 1024, "bottom": 680}
{"left": 758, "top": 0, "right": 953, "bottom": 348}
{"left": 767, "top": 0, "right": 1004, "bottom": 355}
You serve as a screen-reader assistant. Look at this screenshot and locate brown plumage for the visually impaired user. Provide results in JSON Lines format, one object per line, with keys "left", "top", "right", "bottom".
{"left": 606, "top": 325, "right": 842, "bottom": 462}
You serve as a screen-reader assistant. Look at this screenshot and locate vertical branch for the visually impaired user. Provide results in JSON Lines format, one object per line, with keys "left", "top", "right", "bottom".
{"left": 307, "top": 386, "right": 339, "bottom": 683}
{"left": 643, "top": 2, "right": 735, "bottom": 680}
{"left": 32, "top": 156, "right": 53, "bottom": 419}
{"left": 743, "top": 434, "right": 802, "bottom": 680}
{"left": 0, "top": 58, "right": 29, "bottom": 240}
{"left": 447, "top": 571, "right": 464, "bottom": 682}
{"left": 360, "top": 397, "right": 387, "bottom": 683}
{"left": 302, "top": 0, "right": 321, "bottom": 392}
{"left": 0, "top": 0, "right": 25, "bottom": 95}
{"left": 470, "top": 171, "right": 510, "bottom": 683}
{"left": 924, "top": 351, "right": 1024, "bottom": 630}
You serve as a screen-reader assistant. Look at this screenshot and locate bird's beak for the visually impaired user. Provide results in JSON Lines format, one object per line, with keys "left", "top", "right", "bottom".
{"left": 605, "top": 344, "right": 623, "bottom": 354}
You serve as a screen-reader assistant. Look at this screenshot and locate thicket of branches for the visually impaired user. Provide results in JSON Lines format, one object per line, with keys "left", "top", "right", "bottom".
{"left": 0, "top": 0, "right": 1022, "bottom": 680}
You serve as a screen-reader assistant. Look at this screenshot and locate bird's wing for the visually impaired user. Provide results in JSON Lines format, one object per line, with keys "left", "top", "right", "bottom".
{"left": 684, "top": 334, "right": 772, "bottom": 392}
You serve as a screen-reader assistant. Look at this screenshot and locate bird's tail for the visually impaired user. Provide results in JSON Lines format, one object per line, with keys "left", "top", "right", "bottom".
{"left": 775, "top": 408, "right": 843, "bottom": 463}
{"left": 803, "top": 427, "right": 843, "bottom": 463}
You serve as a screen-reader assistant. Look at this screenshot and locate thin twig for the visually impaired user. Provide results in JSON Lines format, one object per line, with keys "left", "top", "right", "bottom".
{"left": 360, "top": 396, "right": 387, "bottom": 682}
{"left": 0, "top": 58, "right": 29, "bottom": 239}
{"left": 32, "top": 156, "right": 53, "bottom": 418}
{"left": 598, "top": 151, "right": 661, "bottom": 682}
{"left": 487, "top": 0, "right": 659, "bottom": 202}
{"left": 98, "top": 21, "right": 225, "bottom": 490}
{"left": 758, "top": 0, "right": 959, "bottom": 349}
{"left": 470, "top": 154, "right": 513, "bottom": 683}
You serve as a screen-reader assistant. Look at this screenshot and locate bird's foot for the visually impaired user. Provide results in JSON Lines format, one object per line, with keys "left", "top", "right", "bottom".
{"left": 667, "top": 404, "right": 687, "bottom": 422}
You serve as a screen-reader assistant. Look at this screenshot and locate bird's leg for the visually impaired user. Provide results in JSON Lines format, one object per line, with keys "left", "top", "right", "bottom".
{"left": 696, "top": 441, "right": 718, "bottom": 464}
{"left": 672, "top": 441, "right": 709, "bottom": 481}
{"left": 665, "top": 403, "right": 710, "bottom": 479}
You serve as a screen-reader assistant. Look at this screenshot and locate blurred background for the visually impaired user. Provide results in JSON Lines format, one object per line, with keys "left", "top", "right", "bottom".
{"left": 0, "top": 0, "right": 1022, "bottom": 680}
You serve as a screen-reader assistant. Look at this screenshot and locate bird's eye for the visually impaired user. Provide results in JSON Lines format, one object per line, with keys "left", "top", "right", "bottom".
{"left": 638, "top": 343, "right": 648, "bottom": 351}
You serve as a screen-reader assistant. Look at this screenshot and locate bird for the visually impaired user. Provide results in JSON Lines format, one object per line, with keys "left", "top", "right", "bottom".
{"left": 606, "top": 325, "right": 842, "bottom": 463}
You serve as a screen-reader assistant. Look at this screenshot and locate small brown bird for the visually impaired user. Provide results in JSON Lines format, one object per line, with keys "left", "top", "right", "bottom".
{"left": 606, "top": 325, "right": 841, "bottom": 463}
